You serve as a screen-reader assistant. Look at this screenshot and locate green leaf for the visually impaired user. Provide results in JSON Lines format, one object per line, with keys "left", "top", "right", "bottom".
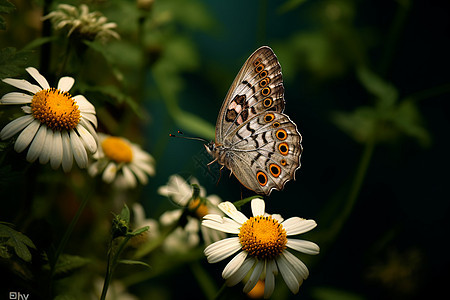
{"left": 22, "top": 36, "right": 57, "bottom": 51}
{"left": 0, "top": 47, "right": 32, "bottom": 78}
{"left": 119, "top": 204, "right": 131, "bottom": 223}
{"left": 278, "top": 0, "right": 308, "bottom": 14}
{"left": 118, "top": 259, "right": 151, "bottom": 268}
{"left": 53, "top": 254, "right": 91, "bottom": 276}
{"left": 129, "top": 226, "right": 149, "bottom": 236}
{"left": 233, "top": 195, "right": 263, "bottom": 210}
{"left": 0, "top": 223, "right": 36, "bottom": 262}
{"left": 357, "top": 66, "right": 398, "bottom": 108}
{"left": 332, "top": 107, "right": 377, "bottom": 143}
{"left": 0, "top": 0, "right": 15, "bottom": 31}
{"left": 312, "top": 286, "right": 366, "bottom": 300}
{"left": 172, "top": 109, "right": 215, "bottom": 141}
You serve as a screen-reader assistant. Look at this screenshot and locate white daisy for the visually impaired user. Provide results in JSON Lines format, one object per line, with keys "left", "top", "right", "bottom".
{"left": 129, "top": 203, "right": 159, "bottom": 247}
{"left": 202, "top": 199, "right": 320, "bottom": 298}
{"left": 88, "top": 133, "right": 155, "bottom": 189}
{"left": 43, "top": 4, "right": 120, "bottom": 42}
{"left": 158, "top": 174, "right": 226, "bottom": 246}
{"left": 0, "top": 67, "right": 98, "bottom": 172}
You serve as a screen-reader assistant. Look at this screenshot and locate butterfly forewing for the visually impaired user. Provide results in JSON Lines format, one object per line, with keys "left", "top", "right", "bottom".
{"left": 216, "top": 46, "right": 285, "bottom": 143}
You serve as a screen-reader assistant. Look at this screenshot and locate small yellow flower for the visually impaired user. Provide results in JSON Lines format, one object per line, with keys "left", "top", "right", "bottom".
{"left": 88, "top": 133, "right": 155, "bottom": 189}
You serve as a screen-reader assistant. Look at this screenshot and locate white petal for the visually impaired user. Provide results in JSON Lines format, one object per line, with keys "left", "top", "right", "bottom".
{"left": 135, "top": 160, "right": 155, "bottom": 176}
{"left": 122, "top": 165, "right": 137, "bottom": 188}
{"left": 79, "top": 118, "right": 98, "bottom": 141}
{"left": 26, "top": 125, "right": 47, "bottom": 162}
{"left": 21, "top": 106, "right": 32, "bottom": 114}
{"left": 0, "top": 115, "right": 34, "bottom": 140}
{"left": 264, "top": 260, "right": 277, "bottom": 299}
{"left": 282, "top": 218, "right": 317, "bottom": 236}
{"left": 1, "top": 92, "right": 33, "bottom": 104}
{"left": 2, "top": 78, "right": 41, "bottom": 94}
{"left": 102, "top": 162, "right": 117, "bottom": 183}
{"left": 14, "top": 120, "right": 40, "bottom": 153}
{"left": 76, "top": 125, "right": 97, "bottom": 153}
{"left": 203, "top": 214, "right": 223, "bottom": 222}
{"left": 128, "top": 163, "right": 148, "bottom": 184}
{"left": 276, "top": 255, "right": 300, "bottom": 294}
{"left": 226, "top": 257, "right": 256, "bottom": 286}
{"left": 287, "top": 239, "right": 320, "bottom": 255}
{"left": 218, "top": 202, "right": 248, "bottom": 224}
{"left": 270, "top": 214, "right": 284, "bottom": 223}
{"left": 251, "top": 198, "right": 265, "bottom": 217}
{"left": 39, "top": 127, "right": 53, "bottom": 164}
{"left": 81, "top": 112, "right": 98, "bottom": 128}
{"left": 222, "top": 251, "right": 248, "bottom": 279}
{"left": 70, "top": 130, "right": 88, "bottom": 168}
{"left": 26, "top": 67, "right": 50, "bottom": 90}
{"left": 282, "top": 250, "right": 309, "bottom": 280}
{"left": 50, "top": 131, "right": 63, "bottom": 169}
{"left": 57, "top": 76, "right": 74, "bottom": 92}
{"left": 243, "top": 260, "right": 264, "bottom": 293}
{"left": 202, "top": 218, "right": 240, "bottom": 234}
{"left": 61, "top": 131, "right": 73, "bottom": 172}
{"left": 204, "top": 237, "right": 241, "bottom": 263}
{"left": 73, "top": 95, "right": 95, "bottom": 113}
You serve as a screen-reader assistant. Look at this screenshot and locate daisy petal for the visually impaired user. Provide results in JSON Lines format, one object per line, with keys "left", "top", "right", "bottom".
{"left": 204, "top": 237, "right": 241, "bottom": 263}
{"left": 251, "top": 198, "right": 265, "bottom": 217}
{"left": 202, "top": 217, "right": 240, "bottom": 234}
{"left": 276, "top": 255, "right": 300, "bottom": 294}
{"left": 0, "top": 115, "right": 34, "bottom": 140}
{"left": 14, "top": 120, "right": 40, "bottom": 153}
{"left": 39, "top": 127, "right": 53, "bottom": 164}
{"left": 243, "top": 260, "right": 264, "bottom": 293}
{"left": 77, "top": 125, "right": 97, "bottom": 153}
{"left": 57, "top": 76, "right": 75, "bottom": 92}
{"left": 122, "top": 165, "right": 137, "bottom": 188}
{"left": 70, "top": 129, "right": 88, "bottom": 168}
{"left": 282, "top": 250, "right": 309, "bottom": 280}
{"left": 102, "top": 162, "right": 117, "bottom": 183}
{"left": 50, "top": 131, "right": 63, "bottom": 169}
{"left": 1, "top": 92, "right": 33, "bottom": 104}
{"left": 264, "top": 259, "right": 278, "bottom": 299}
{"left": 222, "top": 250, "right": 248, "bottom": 279}
{"left": 26, "top": 67, "right": 50, "bottom": 90}
{"left": 203, "top": 214, "right": 223, "bottom": 222}
{"left": 61, "top": 131, "right": 73, "bottom": 172}
{"left": 287, "top": 239, "right": 320, "bottom": 255}
{"left": 226, "top": 257, "right": 256, "bottom": 286}
{"left": 128, "top": 163, "right": 148, "bottom": 184}
{"left": 2, "top": 78, "right": 41, "bottom": 94}
{"left": 26, "top": 125, "right": 47, "bottom": 162}
{"left": 282, "top": 218, "right": 317, "bottom": 236}
{"left": 218, "top": 202, "right": 248, "bottom": 224}
{"left": 73, "top": 95, "right": 95, "bottom": 113}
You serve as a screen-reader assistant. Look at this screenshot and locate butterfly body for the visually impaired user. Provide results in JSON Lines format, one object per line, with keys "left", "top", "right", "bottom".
{"left": 207, "top": 46, "right": 303, "bottom": 195}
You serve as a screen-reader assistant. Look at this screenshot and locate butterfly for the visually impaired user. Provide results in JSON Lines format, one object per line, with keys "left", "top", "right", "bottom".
{"left": 205, "top": 46, "right": 303, "bottom": 195}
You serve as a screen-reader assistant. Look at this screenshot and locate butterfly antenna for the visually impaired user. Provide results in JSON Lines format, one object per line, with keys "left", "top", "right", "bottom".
{"left": 169, "top": 130, "right": 209, "bottom": 143}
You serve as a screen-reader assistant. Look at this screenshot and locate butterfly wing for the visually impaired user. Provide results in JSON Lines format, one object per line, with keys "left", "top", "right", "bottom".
{"left": 223, "top": 112, "right": 302, "bottom": 195}
{"left": 216, "top": 46, "right": 285, "bottom": 144}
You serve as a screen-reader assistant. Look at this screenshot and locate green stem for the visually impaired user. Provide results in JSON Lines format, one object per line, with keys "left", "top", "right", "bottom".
{"left": 100, "top": 235, "right": 132, "bottom": 300}
{"left": 50, "top": 189, "right": 90, "bottom": 276}
{"left": 329, "top": 135, "right": 375, "bottom": 238}
{"left": 214, "top": 283, "right": 227, "bottom": 300}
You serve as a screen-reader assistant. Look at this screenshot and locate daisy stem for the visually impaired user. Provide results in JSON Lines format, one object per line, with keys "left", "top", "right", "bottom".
{"left": 100, "top": 235, "right": 132, "bottom": 300}
{"left": 214, "top": 283, "right": 228, "bottom": 300}
{"left": 50, "top": 188, "right": 90, "bottom": 277}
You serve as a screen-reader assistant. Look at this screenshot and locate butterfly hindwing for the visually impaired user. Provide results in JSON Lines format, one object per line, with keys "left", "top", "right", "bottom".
{"left": 223, "top": 111, "right": 302, "bottom": 195}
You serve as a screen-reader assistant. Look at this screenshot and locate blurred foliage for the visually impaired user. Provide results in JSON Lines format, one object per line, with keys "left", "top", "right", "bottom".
{"left": 0, "top": 0, "right": 449, "bottom": 299}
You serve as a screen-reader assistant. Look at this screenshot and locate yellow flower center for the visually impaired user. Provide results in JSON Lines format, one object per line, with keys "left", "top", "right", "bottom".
{"left": 188, "top": 198, "right": 209, "bottom": 219}
{"left": 31, "top": 88, "right": 80, "bottom": 131}
{"left": 101, "top": 136, "right": 133, "bottom": 163}
{"left": 239, "top": 215, "right": 287, "bottom": 260}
